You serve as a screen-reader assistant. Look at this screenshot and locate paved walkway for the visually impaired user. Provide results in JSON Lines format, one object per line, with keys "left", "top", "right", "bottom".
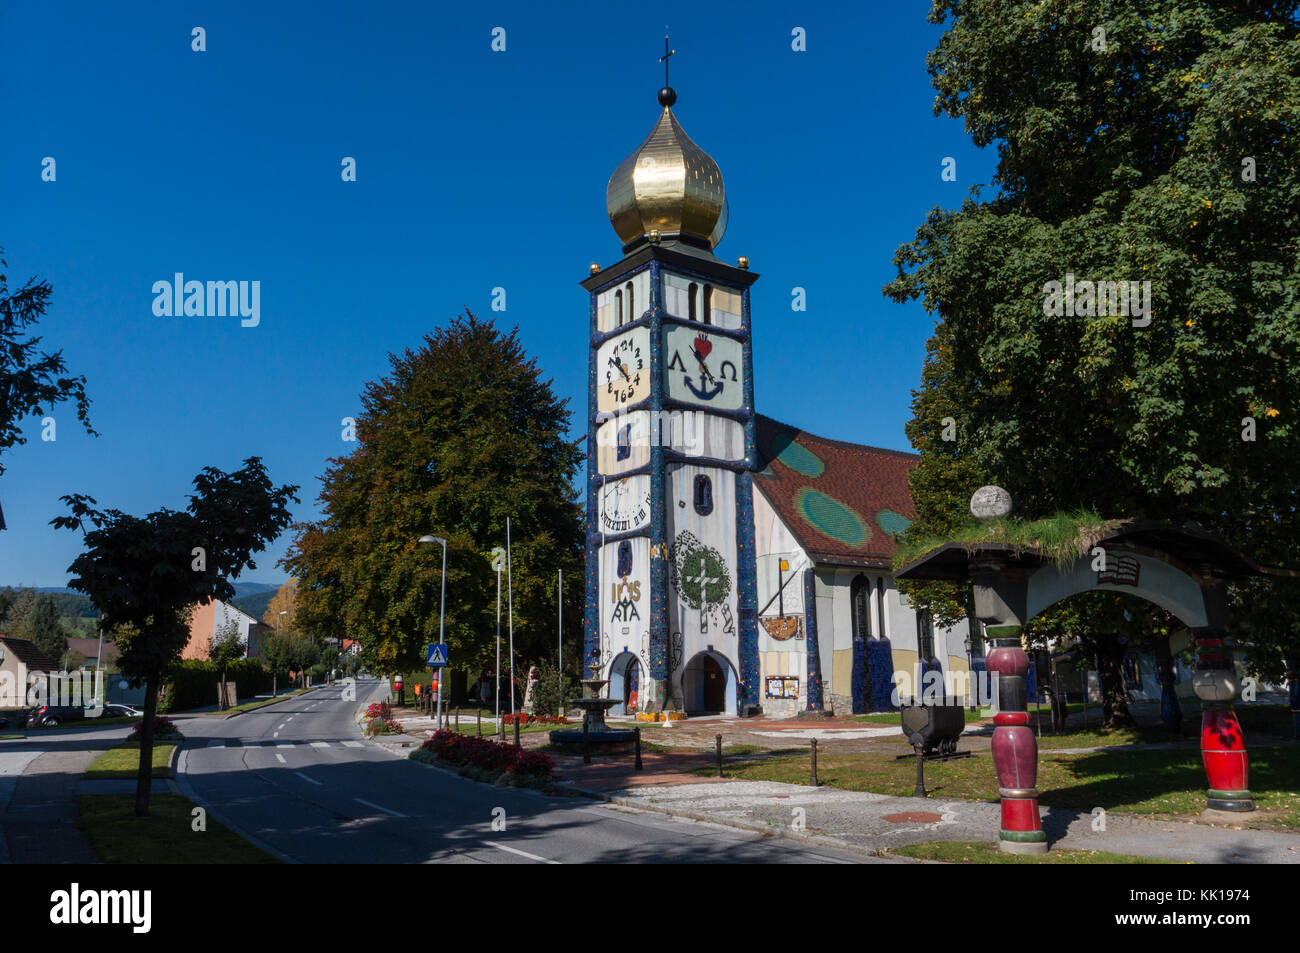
{"left": 1, "top": 747, "right": 103, "bottom": 864}
{"left": 556, "top": 773, "right": 1300, "bottom": 864}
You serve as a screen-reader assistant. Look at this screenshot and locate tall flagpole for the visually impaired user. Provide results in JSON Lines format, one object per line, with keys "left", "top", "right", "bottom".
{"left": 507, "top": 517, "right": 515, "bottom": 717}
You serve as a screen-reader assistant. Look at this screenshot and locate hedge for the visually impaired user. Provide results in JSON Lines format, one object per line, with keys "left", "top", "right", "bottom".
{"left": 161, "top": 659, "right": 272, "bottom": 712}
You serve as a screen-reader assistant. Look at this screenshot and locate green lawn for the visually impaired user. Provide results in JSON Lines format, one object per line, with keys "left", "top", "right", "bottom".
{"left": 78, "top": 795, "right": 280, "bottom": 863}
{"left": 703, "top": 744, "right": 1300, "bottom": 826}
{"left": 889, "top": 841, "right": 1179, "bottom": 864}
{"left": 85, "top": 743, "right": 176, "bottom": 780}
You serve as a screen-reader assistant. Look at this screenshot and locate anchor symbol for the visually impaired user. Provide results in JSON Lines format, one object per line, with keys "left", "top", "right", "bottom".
{"left": 683, "top": 335, "right": 724, "bottom": 401}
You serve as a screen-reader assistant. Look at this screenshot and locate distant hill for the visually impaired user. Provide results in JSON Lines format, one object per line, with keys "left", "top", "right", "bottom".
{"left": 2, "top": 581, "right": 285, "bottom": 622}
{"left": 232, "top": 590, "right": 276, "bottom": 621}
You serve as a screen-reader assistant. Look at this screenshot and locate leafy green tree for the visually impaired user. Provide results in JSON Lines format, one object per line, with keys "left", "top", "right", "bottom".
{"left": 0, "top": 250, "right": 96, "bottom": 477}
{"left": 52, "top": 458, "right": 297, "bottom": 815}
{"left": 284, "top": 312, "right": 583, "bottom": 680}
{"left": 210, "top": 618, "right": 245, "bottom": 707}
{"left": 17, "top": 594, "right": 66, "bottom": 664}
{"left": 887, "top": 2, "right": 1300, "bottom": 681}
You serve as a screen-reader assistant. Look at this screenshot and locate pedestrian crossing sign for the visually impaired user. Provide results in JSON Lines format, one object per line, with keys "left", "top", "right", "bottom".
{"left": 426, "top": 643, "right": 448, "bottom": 667}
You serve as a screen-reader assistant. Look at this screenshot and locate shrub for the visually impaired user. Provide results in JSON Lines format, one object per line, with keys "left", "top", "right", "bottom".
{"left": 502, "top": 713, "right": 566, "bottom": 726}
{"left": 132, "top": 715, "right": 182, "bottom": 740}
{"left": 528, "top": 658, "right": 578, "bottom": 718}
{"left": 420, "top": 730, "right": 553, "bottom": 780}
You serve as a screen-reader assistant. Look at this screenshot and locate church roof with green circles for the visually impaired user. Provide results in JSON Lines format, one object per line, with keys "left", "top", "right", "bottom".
{"left": 755, "top": 415, "right": 918, "bottom": 569}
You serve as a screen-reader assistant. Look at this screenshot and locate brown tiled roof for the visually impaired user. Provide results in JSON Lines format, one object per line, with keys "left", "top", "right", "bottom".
{"left": 65, "top": 637, "right": 116, "bottom": 663}
{"left": 0, "top": 637, "right": 60, "bottom": 672}
{"left": 754, "top": 415, "right": 918, "bottom": 569}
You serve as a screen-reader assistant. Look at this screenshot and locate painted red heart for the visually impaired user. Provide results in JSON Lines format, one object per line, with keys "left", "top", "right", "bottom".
{"left": 693, "top": 336, "right": 712, "bottom": 360}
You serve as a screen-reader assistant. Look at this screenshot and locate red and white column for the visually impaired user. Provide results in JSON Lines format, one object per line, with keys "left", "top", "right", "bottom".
{"left": 986, "top": 627, "right": 1047, "bottom": 854}
{"left": 1192, "top": 627, "right": 1254, "bottom": 812}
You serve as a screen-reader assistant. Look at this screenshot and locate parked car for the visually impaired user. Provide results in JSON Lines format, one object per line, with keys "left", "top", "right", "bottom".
{"left": 28, "top": 705, "right": 88, "bottom": 727}
{"left": 101, "top": 704, "right": 143, "bottom": 719}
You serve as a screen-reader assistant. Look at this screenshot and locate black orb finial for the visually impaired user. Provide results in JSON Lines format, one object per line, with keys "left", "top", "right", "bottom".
{"left": 658, "top": 86, "right": 677, "bottom": 107}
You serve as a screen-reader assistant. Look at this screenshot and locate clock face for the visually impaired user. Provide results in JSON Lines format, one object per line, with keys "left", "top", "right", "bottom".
{"left": 599, "top": 475, "right": 651, "bottom": 534}
{"left": 597, "top": 327, "right": 650, "bottom": 413}
{"left": 663, "top": 326, "right": 744, "bottom": 411}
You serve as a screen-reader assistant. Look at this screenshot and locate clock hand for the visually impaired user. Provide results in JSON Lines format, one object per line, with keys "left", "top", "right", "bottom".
{"left": 690, "top": 346, "right": 717, "bottom": 383}
{"left": 608, "top": 355, "right": 630, "bottom": 380}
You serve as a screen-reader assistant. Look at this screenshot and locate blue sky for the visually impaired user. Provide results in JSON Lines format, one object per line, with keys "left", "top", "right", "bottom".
{"left": 0, "top": 0, "right": 996, "bottom": 588}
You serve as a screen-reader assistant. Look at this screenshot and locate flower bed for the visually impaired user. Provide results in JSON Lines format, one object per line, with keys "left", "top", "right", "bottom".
{"left": 414, "top": 729, "right": 553, "bottom": 786}
{"left": 365, "top": 717, "right": 403, "bottom": 737}
{"left": 501, "top": 713, "right": 567, "bottom": 726}
{"left": 132, "top": 715, "right": 184, "bottom": 741}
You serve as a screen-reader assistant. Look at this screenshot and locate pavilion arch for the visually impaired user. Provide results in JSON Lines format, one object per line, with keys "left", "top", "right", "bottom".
{"left": 1024, "top": 552, "right": 1210, "bottom": 628}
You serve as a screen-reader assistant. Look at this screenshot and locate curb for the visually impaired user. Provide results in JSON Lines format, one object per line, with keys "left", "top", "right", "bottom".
{"left": 173, "top": 747, "right": 297, "bottom": 864}
{"left": 547, "top": 779, "right": 919, "bottom": 863}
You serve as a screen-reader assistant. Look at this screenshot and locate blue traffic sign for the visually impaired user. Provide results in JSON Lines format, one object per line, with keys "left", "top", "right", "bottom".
{"left": 426, "top": 643, "right": 448, "bottom": 667}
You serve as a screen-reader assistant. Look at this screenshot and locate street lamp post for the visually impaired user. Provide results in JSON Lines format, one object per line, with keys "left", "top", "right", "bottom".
{"left": 419, "top": 535, "right": 448, "bottom": 729}
{"left": 276, "top": 610, "right": 288, "bottom": 695}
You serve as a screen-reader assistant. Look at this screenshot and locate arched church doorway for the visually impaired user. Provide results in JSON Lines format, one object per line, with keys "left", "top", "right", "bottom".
{"left": 682, "top": 652, "right": 735, "bottom": 715}
{"left": 608, "top": 652, "right": 641, "bottom": 716}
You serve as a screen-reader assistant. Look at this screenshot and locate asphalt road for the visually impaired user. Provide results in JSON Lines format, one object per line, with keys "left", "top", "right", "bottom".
{"left": 176, "top": 678, "right": 878, "bottom": 864}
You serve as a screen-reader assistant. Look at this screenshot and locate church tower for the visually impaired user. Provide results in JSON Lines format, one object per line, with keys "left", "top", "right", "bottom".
{"left": 581, "top": 79, "right": 761, "bottom": 716}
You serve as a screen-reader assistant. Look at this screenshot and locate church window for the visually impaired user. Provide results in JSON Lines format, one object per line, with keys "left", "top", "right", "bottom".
{"left": 614, "top": 289, "right": 623, "bottom": 327}
{"left": 693, "top": 474, "right": 713, "bottom": 515}
{"left": 688, "top": 282, "right": 699, "bottom": 321}
{"left": 876, "top": 577, "right": 888, "bottom": 640}
{"left": 626, "top": 282, "right": 635, "bottom": 322}
{"left": 851, "top": 575, "right": 871, "bottom": 640}
{"left": 617, "top": 540, "right": 632, "bottom": 578}
{"left": 703, "top": 285, "right": 713, "bottom": 325}
{"left": 917, "top": 609, "right": 935, "bottom": 661}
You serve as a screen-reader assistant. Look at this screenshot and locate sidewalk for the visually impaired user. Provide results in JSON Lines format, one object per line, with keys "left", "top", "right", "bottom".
{"left": 552, "top": 757, "right": 1300, "bottom": 864}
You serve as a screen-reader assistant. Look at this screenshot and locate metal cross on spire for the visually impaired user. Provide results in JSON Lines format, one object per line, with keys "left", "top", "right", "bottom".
{"left": 659, "top": 29, "right": 675, "bottom": 87}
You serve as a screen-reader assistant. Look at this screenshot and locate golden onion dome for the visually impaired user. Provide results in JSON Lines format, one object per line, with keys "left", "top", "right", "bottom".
{"left": 606, "top": 87, "right": 728, "bottom": 252}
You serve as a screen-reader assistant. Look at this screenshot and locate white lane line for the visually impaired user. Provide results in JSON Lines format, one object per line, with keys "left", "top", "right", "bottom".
{"left": 286, "top": 716, "right": 294, "bottom": 722}
{"left": 273, "top": 731, "right": 279, "bottom": 738}
{"left": 277, "top": 743, "right": 294, "bottom": 749}
{"left": 342, "top": 741, "right": 364, "bottom": 748}
{"left": 207, "top": 741, "right": 226, "bottom": 748}
{"left": 310, "top": 741, "right": 330, "bottom": 749}
{"left": 483, "top": 841, "right": 560, "bottom": 865}
{"left": 353, "top": 798, "right": 408, "bottom": 818}
{"left": 275, "top": 754, "right": 286, "bottom": 763}
{"left": 277, "top": 723, "right": 286, "bottom": 730}
{"left": 293, "top": 771, "right": 322, "bottom": 785}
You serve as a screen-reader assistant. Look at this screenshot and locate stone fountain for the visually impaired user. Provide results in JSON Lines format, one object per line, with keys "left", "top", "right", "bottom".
{"left": 548, "top": 678, "right": 637, "bottom": 751}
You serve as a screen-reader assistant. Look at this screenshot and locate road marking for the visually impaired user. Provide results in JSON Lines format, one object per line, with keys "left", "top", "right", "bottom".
{"left": 310, "top": 741, "right": 330, "bottom": 748}
{"left": 483, "top": 841, "right": 560, "bottom": 865}
{"left": 277, "top": 723, "right": 286, "bottom": 730}
{"left": 273, "top": 731, "right": 279, "bottom": 738}
{"left": 353, "top": 798, "right": 407, "bottom": 818}
{"left": 342, "top": 741, "right": 364, "bottom": 748}
{"left": 286, "top": 716, "right": 294, "bottom": 722}
{"left": 207, "top": 741, "right": 226, "bottom": 748}
{"left": 277, "top": 743, "right": 294, "bottom": 749}
{"left": 275, "top": 754, "right": 286, "bottom": 763}
{"left": 293, "top": 771, "right": 322, "bottom": 786}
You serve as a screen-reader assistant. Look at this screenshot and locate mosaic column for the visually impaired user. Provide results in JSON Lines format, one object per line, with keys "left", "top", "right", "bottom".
{"left": 1192, "top": 625, "right": 1254, "bottom": 812}
{"left": 1289, "top": 663, "right": 1300, "bottom": 741}
{"left": 802, "top": 568, "right": 823, "bottom": 712}
{"left": 985, "top": 625, "right": 1047, "bottom": 854}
